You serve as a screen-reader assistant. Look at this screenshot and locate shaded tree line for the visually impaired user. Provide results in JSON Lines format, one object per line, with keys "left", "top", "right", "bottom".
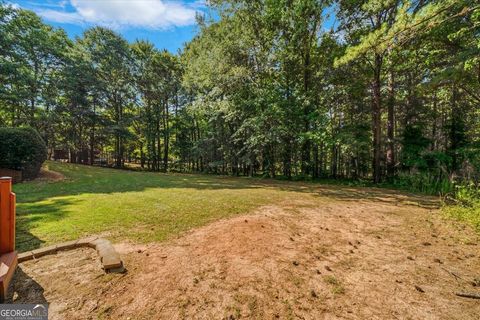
{"left": 0, "top": 4, "right": 181, "bottom": 172}
{"left": 0, "top": 0, "right": 479, "bottom": 187}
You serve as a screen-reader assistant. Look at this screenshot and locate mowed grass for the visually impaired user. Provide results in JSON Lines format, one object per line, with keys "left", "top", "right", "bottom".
{"left": 13, "top": 161, "right": 308, "bottom": 252}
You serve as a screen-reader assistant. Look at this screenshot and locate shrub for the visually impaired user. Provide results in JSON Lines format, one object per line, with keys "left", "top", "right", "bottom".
{"left": 0, "top": 127, "right": 47, "bottom": 180}
{"left": 392, "top": 171, "right": 455, "bottom": 195}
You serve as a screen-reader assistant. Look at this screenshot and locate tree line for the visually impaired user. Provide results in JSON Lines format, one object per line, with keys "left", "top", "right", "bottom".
{"left": 0, "top": 0, "right": 479, "bottom": 186}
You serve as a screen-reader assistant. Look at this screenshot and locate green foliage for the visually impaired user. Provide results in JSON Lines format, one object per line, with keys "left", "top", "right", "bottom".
{"left": 453, "top": 184, "right": 480, "bottom": 207}
{"left": 0, "top": 127, "right": 47, "bottom": 179}
{"left": 131, "top": 40, "right": 181, "bottom": 171}
{"left": 0, "top": 1, "right": 479, "bottom": 188}
{"left": 0, "top": 4, "right": 69, "bottom": 126}
{"left": 392, "top": 172, "right": 454, "bottom": 195}
{"left": 443, "top": 183, "right": 480, "bottom": 233}
{"left": 400, "top": 124, "right": 431, "bottom": 170}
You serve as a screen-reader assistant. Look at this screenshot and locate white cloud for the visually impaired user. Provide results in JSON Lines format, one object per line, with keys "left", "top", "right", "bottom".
{"left": 35, "top": 0, "right": 199, "bottom": 29}
{"left": 36, "top": 9, "right": 84, "bottom": 25}
{"left": 190, "top": 0, "right": 207, "bottom": 9}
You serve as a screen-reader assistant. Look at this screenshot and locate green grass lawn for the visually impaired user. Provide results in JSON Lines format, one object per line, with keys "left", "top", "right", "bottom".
{"left": 13, "top": 161, "right": 309, "bottom": 252}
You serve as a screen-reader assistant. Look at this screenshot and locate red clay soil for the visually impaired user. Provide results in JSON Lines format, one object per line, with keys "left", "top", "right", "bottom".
{"left": 6, "top": 186, "right": 480, "bottom": 319}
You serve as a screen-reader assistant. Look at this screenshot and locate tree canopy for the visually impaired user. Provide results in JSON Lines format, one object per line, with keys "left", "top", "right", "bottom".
{"left": 0, "top": 0, "right": 479, "bottom": 190}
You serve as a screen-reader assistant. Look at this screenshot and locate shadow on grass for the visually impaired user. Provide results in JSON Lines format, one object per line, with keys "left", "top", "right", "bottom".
{"left": 16, "top": 198, "right": 78, "bottom": 252}
{"left": 14, "top": 164, "right": 266, "bottom": 204}
{"left": 12, "top": 162, "right": 439, "bottom": 252}
{"left": 14, "top": 162, "right": 439, "bottom": 208}
{"left": 304, "top": 185, "right": 439, "bottom": 209}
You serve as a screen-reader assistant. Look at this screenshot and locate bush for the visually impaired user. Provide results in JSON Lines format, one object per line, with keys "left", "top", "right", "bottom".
{"left": 392, "top": 171, "right": 455, "bottom": 195}
{"left": 0, "top": 127, "right": 47, "bottom": 180}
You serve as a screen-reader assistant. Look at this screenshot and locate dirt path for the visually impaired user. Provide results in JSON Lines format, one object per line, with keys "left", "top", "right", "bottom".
{"left": 7, "top": 186, "right": 480, "bottom": 319}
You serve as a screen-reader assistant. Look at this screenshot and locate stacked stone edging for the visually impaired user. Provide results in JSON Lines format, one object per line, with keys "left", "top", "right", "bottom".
{"left": 18, "top": 237, "right": 124, "bottom": 273}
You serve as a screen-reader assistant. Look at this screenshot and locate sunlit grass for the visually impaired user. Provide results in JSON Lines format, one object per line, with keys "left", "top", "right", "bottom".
{"left": 443, "top": 205, "right": 480, "bottom": 233}
{"left": 13, "top": 161, "right": 307, "bottom": 252}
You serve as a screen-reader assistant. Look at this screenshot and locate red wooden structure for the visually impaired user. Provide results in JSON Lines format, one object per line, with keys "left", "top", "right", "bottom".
{"left": 0, "top": 177, "right": 17, "bottom": 302}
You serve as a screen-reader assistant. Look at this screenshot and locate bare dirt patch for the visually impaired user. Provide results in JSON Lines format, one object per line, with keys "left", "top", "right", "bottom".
{"left": 7, "top": 186, "right": 480, "bottom": 319}
{"left": 35, "top": 168, "right": 66, "bottom": 182}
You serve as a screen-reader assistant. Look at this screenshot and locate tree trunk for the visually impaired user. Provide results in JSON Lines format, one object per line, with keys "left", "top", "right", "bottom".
{"left": 156, "top": 115, "right": 161, "bottom": 171}
{"left": 140, "top": 142, "right": 145, "bottom": 168}
{"left": 386, "top": 70, "right": 395, "bottom": 179}
{"left": 331, "top": 144, "right": 338, "bottom": 178}
{"left": 449, "top": 84, "right": 463, "bottom": 171}
{"left": 431, "top": 93, "right": 438, "bottom": 151}
{"left": 269, "top": 144, "right": 275, "bottom": 178}
{"left": 301, "top": 43, "right": 311, "bottom": 177}
{"left": 372, "top": 53, "right": 383, "bottom": 183}
{"left": 282, "top": 138, "right": 292, "bottom": 179}
{"left": 163, "top": 99, "right": 169, "bottom": 172}
{"left": 90, "top": 101, "right": 96, "bottom": 166}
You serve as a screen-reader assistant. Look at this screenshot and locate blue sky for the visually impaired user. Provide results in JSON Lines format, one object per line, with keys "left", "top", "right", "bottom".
{"left": 9, "top": 0, "right": 209, "bottom": 53}
{"left": 9, "top": 1, "right": 337, "bottom": 53}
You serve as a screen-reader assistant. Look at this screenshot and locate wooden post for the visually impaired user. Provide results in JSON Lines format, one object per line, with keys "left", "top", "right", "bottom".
{"left": 0, "top": 177, "right": 17, "bottom": 302}
{"left": 0, "top": 177, "right": 15, "bottom": 254}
